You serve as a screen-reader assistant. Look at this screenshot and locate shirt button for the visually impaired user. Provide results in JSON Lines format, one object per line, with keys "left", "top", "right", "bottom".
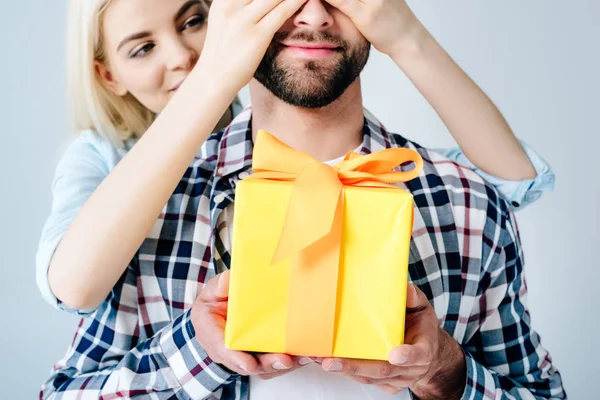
{"left": 238, "top": 171, "right": 250, "bottom": 180}
{"left": 511, "top": 201, "right": 520, "bottom": 208}
{"left": 214, "top": 194, "right": 226, "bottom": 204}
{"left": 217, "top": 167, "right": 227, "bottom": 176}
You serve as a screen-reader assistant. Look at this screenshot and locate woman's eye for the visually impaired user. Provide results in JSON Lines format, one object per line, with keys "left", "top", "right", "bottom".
{"left": 131, "top": 43, "right": 155, "bottom": 59}
{"left": 181, "top": 14, "right": 206, "bottom": 31}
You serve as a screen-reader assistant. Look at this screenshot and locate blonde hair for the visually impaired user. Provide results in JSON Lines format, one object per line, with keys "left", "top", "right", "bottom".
{"left": 67, "top": 0, "right": 240, "bottom": 148}
{"left": 67, "top": 0, "right": 158, "bottom": 148}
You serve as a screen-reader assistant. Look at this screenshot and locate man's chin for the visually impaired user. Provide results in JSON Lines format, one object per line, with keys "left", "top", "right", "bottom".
{"left": 275, "top": 63, "right": 341, "bottom": 88}
{"left": 274, "top": 71, "right": 338, "bottom": 98}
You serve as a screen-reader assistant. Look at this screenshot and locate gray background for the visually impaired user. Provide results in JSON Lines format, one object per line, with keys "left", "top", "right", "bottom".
{"left": 1, "top": 0, "right": 598, "bottom": 398}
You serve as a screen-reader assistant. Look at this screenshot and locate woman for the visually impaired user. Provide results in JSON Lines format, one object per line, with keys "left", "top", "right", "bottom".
{"left": 39, "top": 0, "right": 555, "bottom": 396}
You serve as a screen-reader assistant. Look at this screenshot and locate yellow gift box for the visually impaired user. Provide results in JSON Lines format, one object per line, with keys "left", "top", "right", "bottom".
{"left": 224, "top": 131, "right": 423, "bottom": 361}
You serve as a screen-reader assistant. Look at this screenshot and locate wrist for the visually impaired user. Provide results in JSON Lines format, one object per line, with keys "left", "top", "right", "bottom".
{"left": 411, "top": 329, "right": 466, "bottom": 400}
{"left": 387, "top": 17, "right": 428, "bottom": 61}
{"left": 189, "top": 61, "right": 240, "bottom": 101}
{"left": 161, "top": 63, "right": 238, "bottom": 134}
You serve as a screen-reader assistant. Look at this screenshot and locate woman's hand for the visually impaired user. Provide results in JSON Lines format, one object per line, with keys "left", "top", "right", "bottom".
{"left": 324, "top": 0, "right": 423, "bottom": 57}
{"left": 197, "top": 0, "right": 308, "bottom": 92}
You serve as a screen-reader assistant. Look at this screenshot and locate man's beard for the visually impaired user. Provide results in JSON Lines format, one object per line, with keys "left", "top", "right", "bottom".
{"left": 254, "top": 31, "right": 370, "bottom": 109}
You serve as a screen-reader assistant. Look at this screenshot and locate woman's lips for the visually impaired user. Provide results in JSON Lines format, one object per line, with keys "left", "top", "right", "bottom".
{"left": 169, "top": 81, "right": 183, "bottom": 92}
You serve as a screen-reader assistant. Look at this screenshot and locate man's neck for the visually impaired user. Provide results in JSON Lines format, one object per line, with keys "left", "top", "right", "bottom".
{"left": 249, "top": 79, "right": 365, "bottom": 162}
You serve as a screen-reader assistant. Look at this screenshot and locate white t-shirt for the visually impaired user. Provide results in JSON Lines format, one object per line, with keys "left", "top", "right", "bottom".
{"left": 250, "top": 363, "right": 410, "bottom": 399}
{"left": 224, "top": 151, "right": 411, "bottom": 399}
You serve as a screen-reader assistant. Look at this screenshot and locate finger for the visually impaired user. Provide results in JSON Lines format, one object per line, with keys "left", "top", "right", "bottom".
{"left": 389, "top": 339, "right": 436, "bottom": 367}
{"left": 406, "top": 283, "right": 430, "bottom": 311}
{"left": 199, "top": 270, "right": 230, "bottom": 302}
{"left": 321, "top": 358, "right": 404, "bottom": 379}
{"left": 297, "top": 356, "right": 316, "bottom": 366}
{"left": 321, "top": 0, "right": 362, "bottom": 17}
{"left": 346, "top": 364, "right": 429, "bottom": 380}
{"left": 256, "top": 355, "right": 314, "bottom": 379}
{"left": 375, "top": 384, "right": 405, "bottom": 396}
{"left": 348, "top": 374, "right": 420, "bottom": 387}
{"left": 216, "top": 346, "right": 261, "bottom": 375}
{"left": 256, "top": 369, "right": 300, "bottom": 380}
{"left": 256, "top": 353, "right": 296, "bottom": 374}
{"left": 193, "top": 294, "right": 258, "bottom": 376}
{"left": 215, "top": 0, "right": 253, "bottom": 7}
{"left": 259, "top": 0, "right": 309, "bottom": 31}
{"left": 389, "top": 316, "right": 438, "bottom": 367}
{"left": 211, "top": 331, "right": 259, "bottom": 375}
{"left": 246, "top": 0, "right": 287, "bottom": 22}
{"left": 206, "top": 301, "right": 229, "bottom": 322}
{"left": 388, "top": 284, "right": 439, "bottom": 367}
{"left": 200, "top": 318, "right": 261, "bottom": 375}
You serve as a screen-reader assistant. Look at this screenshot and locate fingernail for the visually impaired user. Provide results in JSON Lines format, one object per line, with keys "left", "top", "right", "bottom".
{"left": 239, "top": 364, "right": 249, "bottom": 373}
{"left": 390, "top": 353, "right": 408, "bottom": 366}
{"left": 273, "top": 361, "right": 291, "bottom": 370}
{"left": 409, "top": 283, "right": 417, "bottom": 298}
{"left": 298, "top": 357, "right": 313, "bottom": 365}
{"left": 325, "top": 360, "right": 342, "bottom": 372}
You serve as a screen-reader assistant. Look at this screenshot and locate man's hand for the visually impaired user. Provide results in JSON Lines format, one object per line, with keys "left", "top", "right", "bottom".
{"left": 320, "top": 283, "right": 466, "bottom": 398}
{"left": 323, "top": 0, "right": 424, "bottom": 58}
{"left": 191, "top": 270, "right": 304, "bottom": 379}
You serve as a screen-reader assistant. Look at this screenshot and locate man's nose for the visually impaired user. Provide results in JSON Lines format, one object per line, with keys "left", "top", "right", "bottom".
{"left": 293, "top": 0, "right": 334, "bottom": 31}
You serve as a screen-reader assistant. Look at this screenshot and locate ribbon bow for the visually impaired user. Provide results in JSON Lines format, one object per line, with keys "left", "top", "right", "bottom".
{"left": 245, "top": 130, "right": 424, "bottom": 356}
{"left": 249, "top": 130, "right": 424, "bottom": 264}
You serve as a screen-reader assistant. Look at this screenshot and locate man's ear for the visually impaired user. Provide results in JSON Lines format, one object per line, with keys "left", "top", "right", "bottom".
{"left": 94, "top": 60, "right": 127, "bottom": 96}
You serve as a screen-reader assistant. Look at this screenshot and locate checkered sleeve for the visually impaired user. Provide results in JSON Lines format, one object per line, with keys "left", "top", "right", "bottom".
{"left": 40, "top": 310, "right": 236, "bottom": 399}
{"left": 460, "top": 205, "right": 566, "bottom": 399}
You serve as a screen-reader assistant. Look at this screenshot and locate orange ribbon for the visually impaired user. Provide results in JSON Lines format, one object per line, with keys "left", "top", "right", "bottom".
{"left": 247, "top": 130, "right": 424, "bottom": 356}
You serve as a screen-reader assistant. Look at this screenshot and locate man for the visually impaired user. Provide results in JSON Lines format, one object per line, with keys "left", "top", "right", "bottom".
{"left": 42, "top": 0, "right": 565, "bottom": 399}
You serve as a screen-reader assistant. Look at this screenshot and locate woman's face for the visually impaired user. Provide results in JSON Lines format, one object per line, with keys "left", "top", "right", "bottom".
{"left": 97, "top": 0, "right": 208, "bottom": 113}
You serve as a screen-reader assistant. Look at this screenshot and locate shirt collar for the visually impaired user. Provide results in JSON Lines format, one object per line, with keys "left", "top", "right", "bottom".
{"left": 214, "top": 106, "right": 401, "bottom": 179}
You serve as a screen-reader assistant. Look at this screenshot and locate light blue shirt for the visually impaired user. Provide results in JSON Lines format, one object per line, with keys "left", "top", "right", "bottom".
{"left": 36, "top": 129, "right": 555, "bottom": 315}
{"left": 441, "top": 142, "right": 555, "bottom": 209}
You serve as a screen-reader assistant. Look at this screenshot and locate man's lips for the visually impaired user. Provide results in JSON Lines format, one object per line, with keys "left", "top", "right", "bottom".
{"left": 281, "top": 41, "right": 342, "bottom": 58}
{"left": 282, "top": 41, "right": 339, "bottom": 49}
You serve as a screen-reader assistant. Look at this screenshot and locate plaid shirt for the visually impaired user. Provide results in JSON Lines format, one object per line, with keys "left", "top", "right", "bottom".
{"left": 41, "top": 108, "right": 565, "bottom": 399}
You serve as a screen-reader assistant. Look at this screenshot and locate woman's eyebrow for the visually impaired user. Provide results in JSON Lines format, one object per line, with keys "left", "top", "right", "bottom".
{"left": 116, "top": 1, "right": 202, "bottom": 52}
{"left": 174, "top": 0, "right": 202, "bottom": 21}
{"left": 117, "top": 31, "right": 151, "bottom": 52}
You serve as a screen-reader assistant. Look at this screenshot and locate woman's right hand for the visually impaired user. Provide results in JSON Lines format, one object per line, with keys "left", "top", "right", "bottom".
{"left": 196, "top": 0, "right": 308, "bottom": 92}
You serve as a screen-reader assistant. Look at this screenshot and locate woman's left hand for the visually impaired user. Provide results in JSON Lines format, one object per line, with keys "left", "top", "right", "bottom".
{"left": 324, "top": 0, "right": 422, "bottom": 57}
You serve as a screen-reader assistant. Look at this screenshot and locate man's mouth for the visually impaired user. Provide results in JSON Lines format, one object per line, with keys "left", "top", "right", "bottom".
{"left": 281, "top": 41, "right": 342, "bottom": 59}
